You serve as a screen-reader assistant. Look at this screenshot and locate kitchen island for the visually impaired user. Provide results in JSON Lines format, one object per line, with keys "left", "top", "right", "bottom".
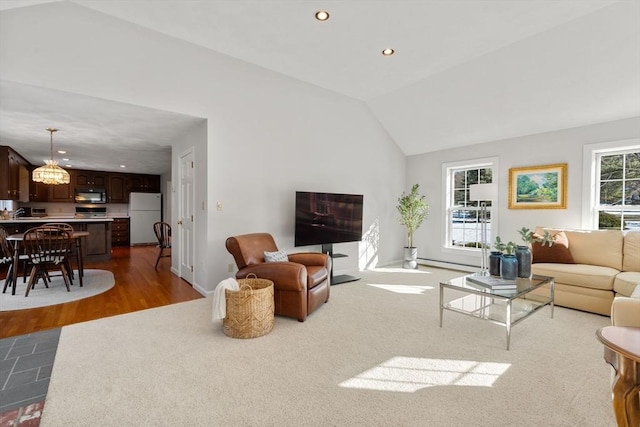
{"left": 0, "top": 217, "right": 113, "bottom": 261}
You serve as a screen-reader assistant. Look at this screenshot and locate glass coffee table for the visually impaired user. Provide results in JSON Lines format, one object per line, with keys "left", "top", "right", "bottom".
{"left": 439, "top": 274, "right": 554, "bottom": 350}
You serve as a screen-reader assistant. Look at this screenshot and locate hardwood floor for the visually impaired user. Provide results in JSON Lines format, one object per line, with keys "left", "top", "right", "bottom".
{"left": 0, "top": 246, "right": 203, "bottom": 339}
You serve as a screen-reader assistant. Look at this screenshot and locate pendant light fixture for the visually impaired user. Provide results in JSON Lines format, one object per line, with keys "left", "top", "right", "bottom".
{"left": 32, "top": 128, "right": 71, "bottom": 185}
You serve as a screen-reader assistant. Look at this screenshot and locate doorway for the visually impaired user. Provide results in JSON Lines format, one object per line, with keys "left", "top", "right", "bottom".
{"left": 177, "top": 148, "right": 195, "bottom": 284}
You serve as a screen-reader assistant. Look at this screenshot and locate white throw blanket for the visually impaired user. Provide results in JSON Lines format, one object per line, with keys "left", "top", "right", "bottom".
{"left": 212, "top": 278, "right": 239, "bottom": 321}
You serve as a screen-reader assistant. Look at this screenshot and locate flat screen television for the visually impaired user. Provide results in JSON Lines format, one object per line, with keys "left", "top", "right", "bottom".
{"left": 294, "top": 191, "right": 364, "bottom": 247}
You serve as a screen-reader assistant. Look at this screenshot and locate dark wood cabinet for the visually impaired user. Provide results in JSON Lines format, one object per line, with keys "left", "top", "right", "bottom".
{"left": 111, "top": 217, "right": 130, "bottom": 246}
{"left": 8, "top": 149, "right": 20, "bottom": 199}
{"left": 3, "top": 145, "right": 161, "bottom": 203}
{"left": 48, "top": 170, "right": 75, "bottom": 202}
{"left": 0, "top": 146, "right": 29, "bottom": 201}
{"left": 0, "top": 147, "right": 8, "bottom": 199}
{"left": 29, "top": 173, "right": 49, "bottom": 202}
{"left": 75, "top": 170, "right": 107, "bottom": 187}
{"left": 108, "top": 174, "right": 128, "bottom": 203}
{"left": 128, "top": 174, "right": 161, "bottom": 193}
{"left": 82, "top": 222, "right": 112, "bottom": 259}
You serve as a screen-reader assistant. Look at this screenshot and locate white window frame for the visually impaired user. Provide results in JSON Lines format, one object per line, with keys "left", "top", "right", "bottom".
{"left": 582, "top": 138, "right": 640, "bottom": 230}
{"left": 442, "top": 157, "right": 499, "bottom": 253}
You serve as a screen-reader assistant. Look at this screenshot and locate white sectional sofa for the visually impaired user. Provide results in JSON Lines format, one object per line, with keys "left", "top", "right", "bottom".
{"left": 530, "top": 228, "right": 640, "bottom": 316}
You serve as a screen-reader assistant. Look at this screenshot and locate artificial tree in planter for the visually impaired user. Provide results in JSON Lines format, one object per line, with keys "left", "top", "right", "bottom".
{"left": 397, "top": 184, "right": 428, "bottom": 269}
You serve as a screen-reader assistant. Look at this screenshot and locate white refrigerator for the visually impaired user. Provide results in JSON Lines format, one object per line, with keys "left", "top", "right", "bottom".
{"left": 129, "top": 192, "right": 162, "bottom": 245}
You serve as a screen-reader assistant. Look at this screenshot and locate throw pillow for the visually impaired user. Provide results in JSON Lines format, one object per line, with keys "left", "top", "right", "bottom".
{"left": 264, "top": 249, "right": 288, "bottom": 262}
{"left": 531, "top": 231, "right": 574, "bottom": 264}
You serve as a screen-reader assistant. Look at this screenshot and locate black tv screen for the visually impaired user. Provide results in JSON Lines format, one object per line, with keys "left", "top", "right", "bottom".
{"left": 295, "top": 191, "right": 364, "bottom": 247}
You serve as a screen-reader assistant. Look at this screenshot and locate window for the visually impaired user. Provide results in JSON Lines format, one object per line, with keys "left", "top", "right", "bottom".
{"left": 596, "top": 149, "right": 640, "bottom": 230}
{"left": 444, "top": 159, "right": 496, "bottom": 250}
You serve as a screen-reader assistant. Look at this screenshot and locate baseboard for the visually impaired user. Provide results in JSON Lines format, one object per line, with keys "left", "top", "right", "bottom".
{"left": 192, "top": 282, "right": 209, "bottom": 297}
{"left": 417, "top": 258, "right": 478, "bottom": 273}
{"left": 374, "top": 259, "right": 477, "bottom": 273}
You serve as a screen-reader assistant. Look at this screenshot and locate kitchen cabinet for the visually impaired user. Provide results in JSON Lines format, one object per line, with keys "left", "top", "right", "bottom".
{"left": 75, "top": 170, "right": 107, "bottom": 187}
{"left": 28, "top": 166, "right": 49, "bottom": 202}
{"left": 48, "top": 169, "right": 75, "bottom": 202}
{"left": 111, "top": 217, "right": 130, "bottom": 246}
{"left": 3, "top": 145, "right": 162, "bottom": 202}
{"left": 108, "top": 174, "right": 128, "bottom": 203}
{"left": 0, "top": 146, "right": 29, "bottom": 201}
{"left": 83, "top": 221, "right": 111, "bottom": 259}
{"left": 128, "top": 174, "right": 161, "bottom": 193}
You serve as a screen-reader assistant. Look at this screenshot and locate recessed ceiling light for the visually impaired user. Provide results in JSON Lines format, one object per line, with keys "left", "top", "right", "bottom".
{"left": 382, "top": 48, "right": 395, "bottom": 56}
{"left": 62, "top": 158, "right": 69, "bottom": 161}
{"left": 120, "top": 165, "right": 126, "bottom": 168}
{"left": 315, "top": 10, "right": 329, "bottom": 21}
{"left": 57, "top": 150, "right": 66, "bottom": 154}
{"left": 65, "top": 164, "right": 72, "bottom": 168}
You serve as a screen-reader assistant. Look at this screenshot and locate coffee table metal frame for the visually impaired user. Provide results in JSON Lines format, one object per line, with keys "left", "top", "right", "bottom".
{"left": 439, "top": 274, "right": 554, "bottom": 350}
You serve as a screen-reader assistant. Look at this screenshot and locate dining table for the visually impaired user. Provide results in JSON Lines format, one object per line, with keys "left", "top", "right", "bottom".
{"left": 6, "top": 230, "right": 90, "bottom": 296}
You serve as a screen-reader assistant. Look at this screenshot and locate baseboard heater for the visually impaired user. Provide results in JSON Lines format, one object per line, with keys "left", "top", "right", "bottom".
{"left": 417, "top": 258, "right": 478, "bottom": 273}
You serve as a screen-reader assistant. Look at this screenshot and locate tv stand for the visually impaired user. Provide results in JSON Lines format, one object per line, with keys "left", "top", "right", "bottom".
{"left": 322, "top": 243, "right": 360, "bottom": 285}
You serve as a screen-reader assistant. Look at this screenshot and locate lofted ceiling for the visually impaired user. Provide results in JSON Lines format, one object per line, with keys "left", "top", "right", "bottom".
{"left": 0, "top": 0, "right": 638, "bottom": 171}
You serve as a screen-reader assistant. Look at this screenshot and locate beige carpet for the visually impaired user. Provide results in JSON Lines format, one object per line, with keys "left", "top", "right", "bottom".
{"left": 0, "top": 269, "right": 115, "bottom": 310}
{"left": 42, "top": 266, "right": 615, "bottom": 426}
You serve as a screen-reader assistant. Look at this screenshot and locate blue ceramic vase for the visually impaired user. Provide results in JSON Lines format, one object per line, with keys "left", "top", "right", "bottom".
{"left": 516, "top": 245, "right": 532, "bottom": 278}
{"left": 500, "top": 254, "right": 518, "bottom": 280}
{"left": 489, "top": 251, "right": 502, "bottom": 276}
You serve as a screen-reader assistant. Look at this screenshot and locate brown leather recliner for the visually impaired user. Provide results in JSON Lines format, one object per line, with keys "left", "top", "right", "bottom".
{"left": 225, "top": 233, "right": 330, "bottom": 322}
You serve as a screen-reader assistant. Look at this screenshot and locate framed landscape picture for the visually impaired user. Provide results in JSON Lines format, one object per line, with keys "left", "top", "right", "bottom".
{"left": 508, "top": 163, "right": 567, "bottom": 209}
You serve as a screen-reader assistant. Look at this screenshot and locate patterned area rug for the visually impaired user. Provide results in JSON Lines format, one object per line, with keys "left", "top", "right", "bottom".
{"left": 0, "top": 270, "right": 115, "bottom": 311}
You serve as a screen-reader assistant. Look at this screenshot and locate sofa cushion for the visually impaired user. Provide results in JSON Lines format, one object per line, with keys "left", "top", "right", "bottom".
{"left": 531, "top": 263, "right": 617, "bottom": 291}
{"left": 564, "top": 229, "right": 623, "bottom": 270}
{"left": 622, "top": 231, "right": 640, "bottom": 272}
{"left": 532, "top": 231, "right": 574, "bottom": 263}
{"left": 611, "top": 297, "right": 640, "bottom": 326}
{"left": 613, "top": 271, "right": 640, "bottom": 296}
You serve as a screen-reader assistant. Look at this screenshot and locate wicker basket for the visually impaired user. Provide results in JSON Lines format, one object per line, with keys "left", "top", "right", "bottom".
{"left": 223, "top": 275, "right": 275, "bottom": 339}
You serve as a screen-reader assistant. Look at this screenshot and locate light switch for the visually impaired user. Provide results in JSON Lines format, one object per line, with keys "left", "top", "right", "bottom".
{"left": 217, "top": 201, "right": 223, "bottom": 211}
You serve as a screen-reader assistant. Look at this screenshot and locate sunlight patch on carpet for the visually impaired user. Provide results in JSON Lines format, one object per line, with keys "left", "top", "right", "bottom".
{"left": 367, "top": 284, "right": 434, "bottom": 294}
{"left": 339, "top": 356, "right": 510, "bottom": 393}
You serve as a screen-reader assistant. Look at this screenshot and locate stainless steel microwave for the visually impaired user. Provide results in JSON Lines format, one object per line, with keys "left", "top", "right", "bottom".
{"left": 74, "top": 188, "right": 107, "bottom": 204}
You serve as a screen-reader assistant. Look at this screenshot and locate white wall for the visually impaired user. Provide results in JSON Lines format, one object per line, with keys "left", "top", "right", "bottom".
{"left": 0, "top": 3, "right": 407, "bottom": 291}
{"left": 407, "top": 117, "right": 640, "bottom": 268}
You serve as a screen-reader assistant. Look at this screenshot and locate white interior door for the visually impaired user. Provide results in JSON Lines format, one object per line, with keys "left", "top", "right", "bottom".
{"left": 178, "top": 148, "right": 194, "bottom": 284}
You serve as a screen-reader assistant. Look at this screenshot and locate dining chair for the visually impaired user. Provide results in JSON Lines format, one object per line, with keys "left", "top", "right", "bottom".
{"left": 0, "top": 226, "right": 31, "bottom": 295}
{"left": 0, "top": 226, "right": 16, "bottom": 294}
{"left": 153, "top": 222, "right": 171, "bottom": 269}
{"left": 22, "top": 226, "right": 73, "bottom": 297}
{"left": 44, "top": 223, "right": 81, "bottom": 286}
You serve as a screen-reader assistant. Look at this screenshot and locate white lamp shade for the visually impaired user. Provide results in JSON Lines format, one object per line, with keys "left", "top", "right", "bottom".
{"left": 469, "top": 183, "right": 497, "bottom": 201}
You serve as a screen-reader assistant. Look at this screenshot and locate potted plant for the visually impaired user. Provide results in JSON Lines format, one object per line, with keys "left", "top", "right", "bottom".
{"left": 516, "top": 227, "right": 555, "bottom": 278}
{"left": 397, "top": 184, "right": 428, "bottom": 269}
{"left": 516, "top": 227, "right": 534, "bottom": 278}
{"left": 493, "top": 236, "right": 517, "bottom": 279}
